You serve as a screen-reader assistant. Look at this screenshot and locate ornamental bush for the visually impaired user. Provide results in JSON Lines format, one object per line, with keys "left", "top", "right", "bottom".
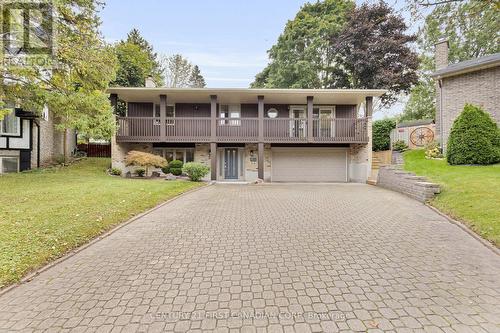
{"left": 447, "top": 104, "right": 500, "bottom": 165}
{"left": 169, "top": 160, "right": 184, "bottom": 176}
{"left": 125, "top": 150, "right": 167, "bottom": 176}
{"left": 372, "top": 119, "right": 396, "bottom": 151}
{"left": 425, "top": 141, "right": 442, "bottom": 159}
{"left": 392, "top": 140, "right": 408, "bottom": 152}
{"left": 182, "top": 162, "right": 210, "bottom": 181}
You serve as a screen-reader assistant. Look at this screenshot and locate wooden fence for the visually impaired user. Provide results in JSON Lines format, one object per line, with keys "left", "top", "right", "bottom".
{"left": 77, "top": 143, "right": 111, "bottom": 158}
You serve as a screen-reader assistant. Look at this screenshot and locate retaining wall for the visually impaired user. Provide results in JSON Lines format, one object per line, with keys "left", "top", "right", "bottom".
{"left": 377, "top": 165, "right": 440, "bottom": 202}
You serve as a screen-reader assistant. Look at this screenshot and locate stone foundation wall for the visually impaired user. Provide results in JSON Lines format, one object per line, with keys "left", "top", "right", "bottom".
{"left": 348, "top": 118, "right": 372, "bottom": 183}
{"left": 111, "top": 135, "right": 153, "bottom": 176}
{"left": 377, "top": 166, "right": 440, "bottom": 202}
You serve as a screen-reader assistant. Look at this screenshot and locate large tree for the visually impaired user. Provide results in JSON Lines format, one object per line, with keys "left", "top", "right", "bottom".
{"left": 402, "top": 0, "right": 500, "bottom": 121}
{"left": 162, "top": 54, "right": 207, "bottom": 88}
{"left": 125, "top": 29, "right": 163, "bottom": 86}
{"left": 189, "top": 65, "right": 206, "bottom": 88}
{"left": 327, "top": 1, "right": 419, "bottom": 106}
{"left": 251, "top": 0, "right": 354, "bottom": 89}
{"left": 111, "top": 29, "right": 162, "bottom": 88}
{"left": 0, "top": 0, "right": 117, "bottom": 149}
{"left": 251, "top": 0, "right": 419, "bottom": 107}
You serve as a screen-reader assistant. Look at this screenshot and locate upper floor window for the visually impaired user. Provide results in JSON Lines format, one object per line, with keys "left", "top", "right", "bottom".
{"left": 220, "top": 104, "right": 240, "bottom": 125}
{"left": 0, "top": 110, "right": 20, "bottom": 136}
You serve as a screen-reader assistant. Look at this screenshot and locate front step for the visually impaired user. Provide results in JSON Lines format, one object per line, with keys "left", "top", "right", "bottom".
{"left": 367, "top": 179, "right": 377, "bottom": 185}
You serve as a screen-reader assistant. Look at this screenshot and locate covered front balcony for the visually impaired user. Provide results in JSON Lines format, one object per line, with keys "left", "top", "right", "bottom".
{"left": 115, "top": 116, "right": 369, "bottom": 143}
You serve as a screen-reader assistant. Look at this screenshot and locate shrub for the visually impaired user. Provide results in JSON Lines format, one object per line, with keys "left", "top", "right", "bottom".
{"left": 162, "top": 160, "right": 183, "bottom": 175}
{"left": 392, "top": 140, "right": 408, "bottom": 152}
{"left": 135, "top": 168, "right": 146, "bottom": 177}
{"left": 447, "top": 104, "right": 500, "bottom": 165}
{"left": 425, "top": 141, "right": 442, "bottom": 159}
{"left": 110, "top": 167, "right": 122, "bottom": 176}
{"left": 182, "top": 162, "right": 210, "bottom": 181}
{"left": 124, "top": 150, "right": 167, "bottom": 176}
{"left": 372, "top": 119, "right": 396, "bottom": 151}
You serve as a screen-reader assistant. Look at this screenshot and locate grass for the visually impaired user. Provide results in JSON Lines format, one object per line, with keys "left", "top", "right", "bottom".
{"left": 403, "top": 149, "right": 500, "bottom": 247}
{"left": 0, "top": 158, "right": 205, "bottom": 288}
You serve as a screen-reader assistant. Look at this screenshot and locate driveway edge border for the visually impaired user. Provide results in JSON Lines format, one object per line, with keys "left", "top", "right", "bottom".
{"left": 425, "top": 203, "right": 499, "bottom": 256}
{"left": 0, "top": 182, "right": 212, "bottom": 297}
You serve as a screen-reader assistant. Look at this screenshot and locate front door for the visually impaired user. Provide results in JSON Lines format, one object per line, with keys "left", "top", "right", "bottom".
{"left": 224, "top": 148, "right": 239, "bottom": 179}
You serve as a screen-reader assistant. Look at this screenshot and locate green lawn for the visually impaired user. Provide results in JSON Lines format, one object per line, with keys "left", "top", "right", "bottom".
{"left": 403, "top": 150, "right": 500, "bottom": 247}
{"left": 0, "top": 158, "right": 204, "bottom": 288}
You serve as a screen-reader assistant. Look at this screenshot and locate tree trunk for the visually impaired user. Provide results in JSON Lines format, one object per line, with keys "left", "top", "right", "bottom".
{"left": 63, "top": 128, "right": 68, "bottom": 163}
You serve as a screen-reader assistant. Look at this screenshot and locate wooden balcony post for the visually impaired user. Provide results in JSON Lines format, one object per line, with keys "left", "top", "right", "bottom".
{"left": 210, "top": 95, "right": 217, "bottom": 180}
{"left": 307, "top": 96, "right": 313, "bottom": 142}
{"left": 160, "top": 94, "right": 167, "bottom": 139}
{"left": 210, "top": 95, "right": 217, "bottom": 142}
{"left": 365, "top": 96, "right": 373, "bottom": 117}
{"left": 257, "top": 95, "right": 264, "bottom": 180}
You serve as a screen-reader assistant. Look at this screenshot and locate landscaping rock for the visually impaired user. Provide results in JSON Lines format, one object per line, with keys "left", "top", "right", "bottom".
{"left": 165, "top": 173, "right": 177, "bottom": 181}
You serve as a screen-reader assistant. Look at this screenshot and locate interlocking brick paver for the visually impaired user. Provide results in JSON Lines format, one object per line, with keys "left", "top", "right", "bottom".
{"left": 0, "top": 184, "right": 499, "bottom": 332}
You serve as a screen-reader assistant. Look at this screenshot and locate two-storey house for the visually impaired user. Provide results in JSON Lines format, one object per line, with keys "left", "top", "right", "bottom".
{"left": 108, "top": 88, "right": 385, "bottom": 182}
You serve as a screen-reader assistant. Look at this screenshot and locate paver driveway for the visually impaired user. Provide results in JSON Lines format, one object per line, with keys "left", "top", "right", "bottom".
{"left": 0, "top": 184, "right": 499, "bottom": 333}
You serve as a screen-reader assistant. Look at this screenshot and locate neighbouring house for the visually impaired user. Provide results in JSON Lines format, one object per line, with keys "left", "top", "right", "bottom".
{"left": 390, "top": 119, "right": 436, "bottom": 149}
{"left": 0, "top": 105, "right": 77, "bottom": 174}
{"left": 432, "top": 39, "right": 500, "bottom": 153}
{"left": 108, "top": 86, "right": 385, "bottom": 182}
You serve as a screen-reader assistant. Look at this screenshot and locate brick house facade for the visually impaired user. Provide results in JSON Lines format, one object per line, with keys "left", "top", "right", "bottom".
{"left": 432, "top": 39, "right": 500, "bottom": 152}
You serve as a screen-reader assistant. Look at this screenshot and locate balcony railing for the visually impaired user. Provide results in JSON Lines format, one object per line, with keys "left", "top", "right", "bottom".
{"left": 216, "top": 118, "right": 258, "bottom": 142}
{"left": 116, "top": 117, "right": 368, "bottom": 143}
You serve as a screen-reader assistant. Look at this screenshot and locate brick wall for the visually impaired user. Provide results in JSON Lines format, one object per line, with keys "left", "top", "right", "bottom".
{"left": 437, "top": 66, "right": 500, "bottom": 152}
{"left": 377, "top": 166, "right": 440, "bottom": 203}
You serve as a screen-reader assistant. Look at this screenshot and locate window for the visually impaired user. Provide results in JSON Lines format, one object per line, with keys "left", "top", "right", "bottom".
{"left": 0, "top": 156, "right": 19, "bottom": 173}
{"left": 0, "top": 110, "right": 20, "bottom": 136}
{"left": 220, "top": 104, "right": 240, "bottom": 125}
{"left": 153, "top": 148, "right": 195, "bottom": 164}
{"left": 154, "top": 105, "right": 175, "bottom": 125}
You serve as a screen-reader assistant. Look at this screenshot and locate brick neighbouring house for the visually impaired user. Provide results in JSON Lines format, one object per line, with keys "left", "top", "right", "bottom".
{"left": 0, "top": 106, "right": 77, "bottom": 174}
{"left": 432, "top": 39, "right": 500, "bottom": 153}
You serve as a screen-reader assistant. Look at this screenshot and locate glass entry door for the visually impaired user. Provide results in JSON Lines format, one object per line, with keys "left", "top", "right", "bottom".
{"left": 224, "top": 148, "right": 239, "bottom": 179}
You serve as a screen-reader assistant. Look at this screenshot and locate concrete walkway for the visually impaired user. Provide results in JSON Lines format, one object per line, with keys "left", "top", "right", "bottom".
{"left": 0, "top": 184, "right": 499, "bottom": 332}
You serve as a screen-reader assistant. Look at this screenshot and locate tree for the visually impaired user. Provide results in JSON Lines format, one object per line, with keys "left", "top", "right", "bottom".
{"left": 125, "top": 29, "right": 163, "bottom": 86}
{"left": 447, "top": 104, "right": 500, "bottom": 165}
{"left": 372, "top": 119, "right": 396, "bottom": 151}
{"left": 124, "top": 150, "right": 167, "bottom": 176}
{"left": 327, "top": 2, "right": 419, "bottom": 106}
{"left": 400, "top": 75, "right": 435, "bottom": 121}
{"left": 112, "top": 42, "right": 154, "bottom": 88}
{"left": 251, "top": 1, "right": 419, "bottom": 107}
{"left": 189, "top": 65, "right": 206, "bottom": 88}
{"left": 402, "top": 0, "right": 499, "bottom": 121}
{"left": 0, "top": 0, "right": 118, "bottom": 159}
{"left": 162, "top": 54, "right": 206, "bottom": 88}
{"left": 251, "top": 0, "right": 354, "bottom": 89}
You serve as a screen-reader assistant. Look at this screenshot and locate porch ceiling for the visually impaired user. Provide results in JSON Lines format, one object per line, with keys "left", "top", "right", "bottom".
{"left": 106, "top": 87, "right": 386, "bottom": 105}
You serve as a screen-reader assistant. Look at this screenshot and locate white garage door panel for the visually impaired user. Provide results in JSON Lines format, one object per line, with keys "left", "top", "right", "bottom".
{"left": 272, "top": 148, "right": 347, "bottom": 182}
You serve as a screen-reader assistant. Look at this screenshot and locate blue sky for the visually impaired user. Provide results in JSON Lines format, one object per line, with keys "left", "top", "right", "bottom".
{"left": 99, "top": 0, "right": 409, "bottom": 118}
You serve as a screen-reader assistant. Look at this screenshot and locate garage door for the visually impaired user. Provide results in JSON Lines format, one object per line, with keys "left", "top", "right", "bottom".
{"left": 271, "top": 148, "right": 347, "bottom": 182}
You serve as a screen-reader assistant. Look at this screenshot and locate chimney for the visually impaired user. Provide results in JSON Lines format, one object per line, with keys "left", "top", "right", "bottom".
{"left": 145, "top": 76, "right": 156, "bottom": 88}
{"left": 435, "top": 37, "right": 449, "bottom": 70}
